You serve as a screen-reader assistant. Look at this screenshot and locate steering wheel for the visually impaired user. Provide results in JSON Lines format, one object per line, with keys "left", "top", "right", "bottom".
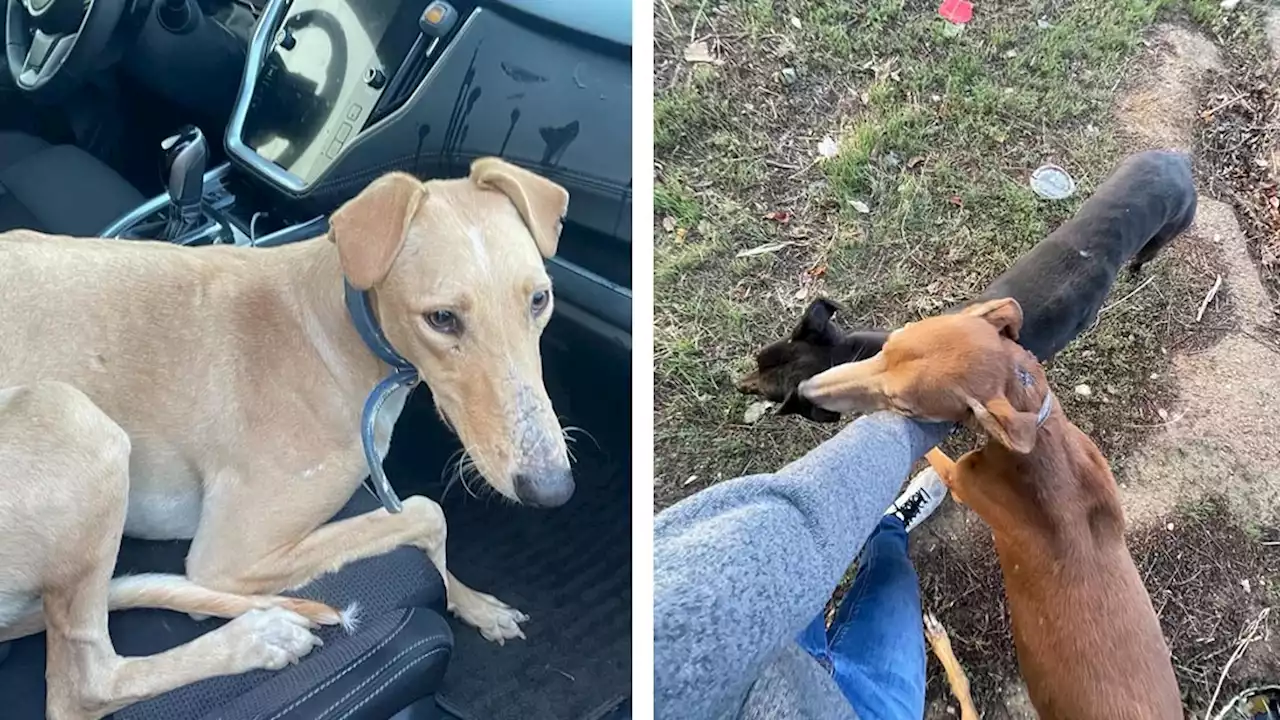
{"left": 5, "top": 0, "right": 125, "bottom": 96}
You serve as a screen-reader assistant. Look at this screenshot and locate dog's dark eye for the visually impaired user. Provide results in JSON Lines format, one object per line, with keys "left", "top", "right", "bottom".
{"left": 425, "top": 310, "right": 459, "bottom": 334}
{"left": 531, "top": 289, "right": 551, "bottom": 315}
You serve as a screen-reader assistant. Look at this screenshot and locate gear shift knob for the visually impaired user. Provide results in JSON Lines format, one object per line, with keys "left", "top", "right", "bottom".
{"left": 159, "top": 125, "right": 207, "bottom": 240}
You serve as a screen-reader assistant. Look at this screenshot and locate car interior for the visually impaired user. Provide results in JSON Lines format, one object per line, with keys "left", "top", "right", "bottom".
{"left": 0, "top": 0, "right": 632, "bottom": 718}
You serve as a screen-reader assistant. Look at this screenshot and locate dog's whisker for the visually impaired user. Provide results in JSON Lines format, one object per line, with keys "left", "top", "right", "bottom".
{"left": 457, "top": 456, "right": 483, "bottom": 500}
{"left": 440, "top": 448, "right": 468, "bottom": 497}
{"left": 562, "top": 425, "right": 601, "bottom": 451}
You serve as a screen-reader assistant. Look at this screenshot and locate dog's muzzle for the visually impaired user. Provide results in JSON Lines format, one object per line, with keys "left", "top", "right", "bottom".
{"left": 514, "top": 467, "right": 575, "bottom": 508}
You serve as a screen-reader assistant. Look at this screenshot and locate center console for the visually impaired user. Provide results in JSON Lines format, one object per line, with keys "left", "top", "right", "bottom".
{"left": 104, "top": 0, "right": 632, "bottom": 342}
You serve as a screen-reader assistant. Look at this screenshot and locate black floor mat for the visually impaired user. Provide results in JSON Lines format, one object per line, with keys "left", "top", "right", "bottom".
{"left": 384, "top": 317, "right": 631, "bottom": 720}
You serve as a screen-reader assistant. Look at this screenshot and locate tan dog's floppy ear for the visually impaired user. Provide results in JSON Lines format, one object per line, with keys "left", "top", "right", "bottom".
{"left": 965, "top": 394, "right": 1038, "bottom": 453}
{"left": 330, "top": 172, "right": 425, "bottom": 289}
{"left": 470, "top": 157, "right": 569, "bottom": 258}
{"left": 961, "top": 298, "right": 1023, "bottom": 340}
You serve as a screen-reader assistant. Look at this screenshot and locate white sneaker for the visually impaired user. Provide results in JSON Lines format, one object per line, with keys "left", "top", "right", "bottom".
{"left": 885, "top": 466, "right": 949, "bottom": 533}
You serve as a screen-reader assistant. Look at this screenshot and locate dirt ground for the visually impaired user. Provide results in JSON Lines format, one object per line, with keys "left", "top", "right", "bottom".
{"left": 654, "top": 1, "right": 1280, "bottom": 717}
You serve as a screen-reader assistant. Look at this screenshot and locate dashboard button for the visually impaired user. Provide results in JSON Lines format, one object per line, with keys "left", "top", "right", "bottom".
{"left": 326, "top": 140, "right": 343, "bottom": 159}
{"left": 335, "top": 123, "right": 352, "bottom": 141}
{"left": 346, "top": 104, "right": 362, "bottom": 121}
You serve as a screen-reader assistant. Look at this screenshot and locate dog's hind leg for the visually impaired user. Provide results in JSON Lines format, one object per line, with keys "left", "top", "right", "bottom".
{"left": 27, "top": 390, "right": 322, "bottom": 719}
{"left": 44, "top": 566, "right": 323, "bottom": 719}
{"left": 1128, "top": 217, "right": 1190, "bottom": 276}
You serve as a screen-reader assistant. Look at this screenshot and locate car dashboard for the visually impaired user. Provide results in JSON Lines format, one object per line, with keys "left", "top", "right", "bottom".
{"left": 223, "top": 0, "right": 632, "bottom": 344}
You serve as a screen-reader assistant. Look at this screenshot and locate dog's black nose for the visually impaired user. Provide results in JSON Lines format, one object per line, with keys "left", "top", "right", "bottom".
{"left": 514, "top": 468, "right": 575, "bottom": 508}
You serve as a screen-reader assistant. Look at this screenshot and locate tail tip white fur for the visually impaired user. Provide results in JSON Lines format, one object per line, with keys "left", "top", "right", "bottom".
{"left": 338, "top": 601, "right": 361, "bottom": 634}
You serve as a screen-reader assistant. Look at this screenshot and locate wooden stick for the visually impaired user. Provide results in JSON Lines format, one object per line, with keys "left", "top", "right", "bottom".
{"left": 1196, "top": 274, "right": 1224, "bottom": 323}
{"left": 924, "top": 612, "right": 979, "bottom": 720}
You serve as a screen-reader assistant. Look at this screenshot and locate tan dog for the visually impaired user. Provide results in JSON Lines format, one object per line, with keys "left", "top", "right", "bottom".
{"left": 0, "top": 158, "right": 571, "bottom": 669}
{"left": 799, "top": 299, "right": 1180, "bottom": 720}
{"left": 0, "top": 381, "right": 330, "bottom": 719}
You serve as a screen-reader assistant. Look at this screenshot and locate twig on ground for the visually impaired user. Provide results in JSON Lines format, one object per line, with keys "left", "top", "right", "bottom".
{"left": 1201, "top": 92, "right": 1250, "bottom": 120}
{"left": 1101, "top": 274, "right": 1159, "bottom": 316}
{"left": 924, "top": 612, "right": 979, "bottom": 720}
{"left": 1086, "top": 274, "right": 1159, "bottom": 334}
{"left": 1196, "top": 275, "right": 1224, "bottom": 323}
{"left": 1122, "top": 410, "right": 1186, "bottom": 429}
{"left": 1203, "top": 607, "right": 1271, "bottom": 720}
{"left": 688, "top": 0, "right": 710, "bottom": 43}
{"left": 657, "top": 0, "right": 679, "bottom": 36}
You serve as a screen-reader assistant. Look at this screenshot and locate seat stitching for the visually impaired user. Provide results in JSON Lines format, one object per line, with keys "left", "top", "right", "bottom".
{"left": 333, "top": 647, "right": 450, "bottom": 720}
{"left": 315, "top": 635, "right": 449, "bottom": 720}
{"left": 263, "top": 610, "right": 414, "bottom": 720}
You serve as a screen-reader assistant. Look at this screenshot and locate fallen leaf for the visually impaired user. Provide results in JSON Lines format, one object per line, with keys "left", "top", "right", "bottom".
{"left": 907, "top": 155, "right": 926, "bottom": 168}
{"left": 794, "top": 286, "right": 810, "bottom": 300}
{"left": 1074, "top": 384, "right": 1092, "bottom": 397}
{"left": 806, "top": 264, "right": 827, "bottom": 279}
{"left": 662, "top": 216, "right": 677, "bottom": 231}
{"left": 1220, "top": 0, "right": 1241, "bottom": 9}
{"left": 744, "top": 400, "right": 775, "bottom": 424}
{"left": 683, "top": 475, "right": 699, "bottom": 486}
{"left": 684, "top": 41, "right": 721, "bottom": 65}
{"left": 948, "top": 195, "right": 964, "bottom": 207}
{"left": 850, "top": 199, "right": 871, "bottom": 214}
{"left": 675, "top": 227, "right": 688, "bottom": 243}
{"left": 789, "top": 16, "right": 801, "bottom": 29}
{"left": 763, "top": 210, "right": 792, "bottom": 223}
{"left": 736, "top": 241, "right": 794, "bottom": 258}
{"left": 818, "top": 136, "right": 840, "bottom": 159}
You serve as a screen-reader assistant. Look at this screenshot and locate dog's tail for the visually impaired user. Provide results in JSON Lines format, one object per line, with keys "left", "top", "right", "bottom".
{"left": 107, "top": 574, "right": 356, "bottom": 630}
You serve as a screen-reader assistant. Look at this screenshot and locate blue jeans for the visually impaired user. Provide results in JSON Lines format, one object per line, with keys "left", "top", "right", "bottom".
{"left": 795, "top": 515, "right": 925, "bottom": 719}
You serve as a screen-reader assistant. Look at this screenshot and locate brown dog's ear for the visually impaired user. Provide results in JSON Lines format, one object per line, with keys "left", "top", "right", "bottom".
{"left": 330, "top": 172, "right": 425, "bottom": 290}
{"left": 965, "top": 394, "right": 1038, "bottom": 453}
{"left": 470, "top": 157, "right": 569, "bottom": 258}
{"left": 961, "top": 298, "right": 1023, "bottom": 340}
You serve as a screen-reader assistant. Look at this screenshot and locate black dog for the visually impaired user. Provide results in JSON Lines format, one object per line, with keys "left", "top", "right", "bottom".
{"left": 737, "top": 149, "right": 1198, "bottom": 422}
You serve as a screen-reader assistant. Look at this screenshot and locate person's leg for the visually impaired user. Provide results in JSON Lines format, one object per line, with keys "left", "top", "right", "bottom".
{"left": 827, "top": 467, "right": 948, "bottom": 720}
{"left": 794, "top": 611, "right": 833, "bottom": 674}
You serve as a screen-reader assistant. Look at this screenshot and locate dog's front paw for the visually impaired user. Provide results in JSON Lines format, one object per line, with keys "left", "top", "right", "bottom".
{"left": 225, "top": 607, "right": 323, "bottom": 671}
{"left": 450, "top": 585, "right": 529, "bottom": 644}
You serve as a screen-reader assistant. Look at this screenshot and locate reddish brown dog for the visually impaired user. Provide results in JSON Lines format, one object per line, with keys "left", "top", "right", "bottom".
{"left": 799, "top": 298, "right": 1180, "bottom": 720}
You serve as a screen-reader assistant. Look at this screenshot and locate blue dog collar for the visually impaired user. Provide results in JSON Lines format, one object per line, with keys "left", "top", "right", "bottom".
{"left": 344, "top": 281, "right": 417, "bottom": 514}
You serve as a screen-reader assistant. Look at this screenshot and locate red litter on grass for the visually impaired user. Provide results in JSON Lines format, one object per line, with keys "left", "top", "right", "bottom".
{"left": 938, "top": 0, "right": 973, "bottom": 24}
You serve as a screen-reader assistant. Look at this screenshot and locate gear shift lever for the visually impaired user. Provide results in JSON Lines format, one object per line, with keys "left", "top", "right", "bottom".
{"left": 160, "top": 125, "right": 207, "bottom": 241}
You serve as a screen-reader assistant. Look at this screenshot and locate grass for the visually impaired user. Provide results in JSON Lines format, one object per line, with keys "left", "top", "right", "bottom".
{"left": 652, "top": 0, "right": 1252, "bottom": 504}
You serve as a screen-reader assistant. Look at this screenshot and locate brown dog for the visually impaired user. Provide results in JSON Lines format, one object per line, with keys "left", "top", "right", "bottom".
{"left": 799, "top": 298, "right": 1180, "bottom": 720}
